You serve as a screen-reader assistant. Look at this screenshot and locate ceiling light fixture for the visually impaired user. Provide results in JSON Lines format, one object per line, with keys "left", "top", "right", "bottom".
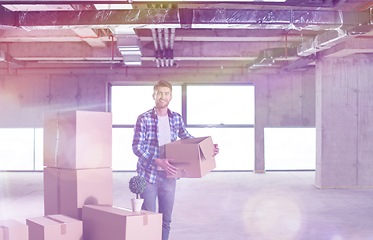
{"left": 94, "top": 4, "right": 133, "bottom": 10}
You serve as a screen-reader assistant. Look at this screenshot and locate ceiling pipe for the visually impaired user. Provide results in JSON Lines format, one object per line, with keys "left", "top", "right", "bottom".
{"left": 156, "top": 28, "right": 176, "bottom": 68}
{"left": 164, "top": 28, "right": 170, "bottom": 67}
{"left": 150, "top": 28, "right": 160, "bottom": 67}
{"left": 170, "top": 28, "right": 175, "bottom": 67}
{"left": 151, "top": 28, "right": 176, "bottom": 68}
{"left": 157, "top": 28, "right": 164, "bottom": 67}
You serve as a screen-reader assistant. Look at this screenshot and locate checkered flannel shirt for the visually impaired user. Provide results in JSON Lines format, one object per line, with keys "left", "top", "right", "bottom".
{"left": 132, "top": 107, "right": 193, "bottom": 184}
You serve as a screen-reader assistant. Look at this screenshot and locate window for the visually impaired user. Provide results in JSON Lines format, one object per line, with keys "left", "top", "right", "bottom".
{"left": 264, "top": 128, "right": 316, "bottom": 170}
{"left": 111, "top": 85, "right": 181, "bottom": 125}
{"left": 34, "top": 128, "right": 44, "bottom": 170}
{"left": 187, "top": 85, "right": 255, "bottom": 125}
{"left": 110, "top": 84, "right": 182, "bottom": 170}
{"left": 110, "top": 84, "right": 255, "bottom": 171}
{"left": 0, "top": 129, "right": 35, "bottom": 170}
{"left": 112, "top": 128, "right": 138, "bottom": 171}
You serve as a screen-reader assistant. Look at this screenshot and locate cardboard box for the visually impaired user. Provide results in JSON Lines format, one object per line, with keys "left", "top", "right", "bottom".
{"left": 0, "top": 219, "right": 28, "bottom": 240}
{"left": 26, "top": 214, "right": 82, "bottom": 240}
{"left": 165, "top": 136, "right": 216, "bottom": 178}
{"left": 82, "top": 205, "right": 162, "bottom": 240}
{"left": 44, "top": 110, "right": 112, "bottom": 169}
{"left": 44, "top": 167, "right": 113, "bottom": 220}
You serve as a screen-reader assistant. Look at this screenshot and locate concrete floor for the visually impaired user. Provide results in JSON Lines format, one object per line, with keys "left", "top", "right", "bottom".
{"left": 1, "top": 171, "right": 373, "bottom": 240}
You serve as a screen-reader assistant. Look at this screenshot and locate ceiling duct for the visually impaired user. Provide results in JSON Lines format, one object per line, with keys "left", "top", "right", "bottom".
{"left": 297, "top": 26, "right": 373, "bottom": 57}
{"left": 0, "top": 0, "right": 356, "bottom": 9}
{"left": 297, "top": 37, "right": 318, "bottom": 56}
{"left": 117, "top": 35, "right": 142, "bottom": 66}
{"left": 0, "top": 6, "right": 369, "bottom": 32}
{"left": 0, "top": 49, "right": 27, "bottom": 68}
{"left": 282, "top": 54, "right": 317, "bottom": 71}
{"left": 247, "top": 47, "right": 297, "bottom": 71}
{"left": 316, "top": 29, "right": 352, "bottom": 50}
{"left": 0, "top": 50, "right": 5, "bottom": 61}
{"left": 297, "top": 10, "right": 373, "bottom": 57}
{"left": 111, "top": 27, "right": 142, "bottom": 66}
{"left": 0, "top": 0, "right": 352, "bottom": 8}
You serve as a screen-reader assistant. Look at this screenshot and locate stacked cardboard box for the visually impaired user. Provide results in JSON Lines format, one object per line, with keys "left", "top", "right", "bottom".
{"left": 82, "top": 205, "right": 162, "bottom": 240}
{"left": 27, "top": 214, "right": 82, "bottom": 240}
{"left": 0, "top": 219, "right": 28, "bottom": 240}
{"left": 38, "top": 110, "right": 162, "bottom": 240}
{"left": 43, "top": 111, "right": 113, "bottom": 220}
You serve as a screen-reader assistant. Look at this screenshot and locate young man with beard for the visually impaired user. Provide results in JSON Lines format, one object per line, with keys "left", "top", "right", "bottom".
{"left": 132, "top": 80, "right": 219, "bottom": 240}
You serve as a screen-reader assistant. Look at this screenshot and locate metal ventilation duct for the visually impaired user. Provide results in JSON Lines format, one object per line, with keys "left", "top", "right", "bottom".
{"left": 0, "top": 6, "right": 369, "bottom": 31}
{"left": 116, "top": 35, "right": 142, "bottom": 66}
{"left": 282, "top": 54, "right": 317, "bottom": 71}
{"left": 247, "top": 47, "right": 298, "bottom": 71}
{"left": 0, "top": 49, "right": 27, "bottom": 67}
{"left": 297, "top": 20, "right": 373, "bottom": 56}
{"left": 0, "top": 0, "right": 354, "bottom": 8}
{"left": 111, "top": 27, "right": 142, "bottom": 66}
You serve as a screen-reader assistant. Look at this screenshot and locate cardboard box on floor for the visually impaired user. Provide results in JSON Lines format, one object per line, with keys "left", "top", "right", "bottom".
{"left": 165, "top": 136, "right": 216, "bottom": 178}
{"left": 27, "top": 214, "right": 82, "bottom": 240}
{"left": 82, "top": 205, "right": 162, "bottom": 240}
{"left": 44, "top": 167, "right": 113, "bottom": 220}
{"left": 0, "top": 219, "right": 28, "bottom": 240}
{"left": 44, "top": 110, "right": 112, "bottom": 169}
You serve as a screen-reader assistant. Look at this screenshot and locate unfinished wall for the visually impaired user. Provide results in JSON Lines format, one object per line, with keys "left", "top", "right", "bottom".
{"left": 254, "top": 70, "right": 316, "bottom": 172}
{"left": 0, "top": 67, "right": 316, "bottom": 128}
{"left": 0, "top": 67, "right": 316, "bottom": 173}
{"left": 0, "top": 67, "right": 258, "bottom": 128}
{"left": 0, "top": 72, "right": 107, "bottom": 127}
{"left": 316, "top": 56, "right": 373, "bottom": 188}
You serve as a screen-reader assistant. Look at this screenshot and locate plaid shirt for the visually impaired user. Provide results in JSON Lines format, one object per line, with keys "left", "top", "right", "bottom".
{"left": 132, "top": 107, "right": 193, "bottom": 184}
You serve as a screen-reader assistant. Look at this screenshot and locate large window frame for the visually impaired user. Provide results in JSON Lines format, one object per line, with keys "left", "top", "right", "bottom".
{"left": 109, "top": 82, "right": 255, "bottom": 171}
{"left": 181, "top": 83, "right": 254, "bottom": 128}
{"left": 109, "top": 82, "right": 255, "bottom": 129}
{"left": 0, "top": 128, "right": 43, "bottom": 172}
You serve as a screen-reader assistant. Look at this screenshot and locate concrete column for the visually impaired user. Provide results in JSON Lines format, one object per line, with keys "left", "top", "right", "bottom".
{"left": 254, "top": 77, "right": 268, "bottom": 173}
{"left": 315, "top": 56, "right": 373, "bottom": 188}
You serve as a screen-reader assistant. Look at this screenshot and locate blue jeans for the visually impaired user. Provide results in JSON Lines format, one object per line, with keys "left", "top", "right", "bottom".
{"left": 141, "top": 171, "right": 176, "bottom": 240}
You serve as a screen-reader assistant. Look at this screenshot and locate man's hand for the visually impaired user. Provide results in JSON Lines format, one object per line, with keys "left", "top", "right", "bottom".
{"left": 213, "top": 144, "right": 219, "bottom": 157}
{"left": 154, "top": 158, "right": 178, "bottom": 176}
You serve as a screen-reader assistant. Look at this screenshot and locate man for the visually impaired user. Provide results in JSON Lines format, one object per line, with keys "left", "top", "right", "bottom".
{"left": 132, "top": 80, "right": 219, "bottom": 240}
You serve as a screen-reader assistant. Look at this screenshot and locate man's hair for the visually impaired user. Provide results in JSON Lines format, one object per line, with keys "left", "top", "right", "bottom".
{"left": 154, "top": 80, "right": 172, "bottom": 92}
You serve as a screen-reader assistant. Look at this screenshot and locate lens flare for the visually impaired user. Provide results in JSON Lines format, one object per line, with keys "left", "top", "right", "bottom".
{"left": 242, "top": 188, "right": 304, "bottom": 240}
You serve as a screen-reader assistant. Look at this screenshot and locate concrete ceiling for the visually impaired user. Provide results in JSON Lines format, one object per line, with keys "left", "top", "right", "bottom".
{"left": 0, "top": 0, "right": 373, "bottom": 73}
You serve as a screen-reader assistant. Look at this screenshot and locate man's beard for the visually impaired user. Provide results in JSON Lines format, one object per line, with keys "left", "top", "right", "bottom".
{"left": 156, "top": 100, "right": 169, "bottom": 109}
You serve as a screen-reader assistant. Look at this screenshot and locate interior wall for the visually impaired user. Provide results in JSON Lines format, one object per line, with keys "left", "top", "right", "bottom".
{"left": 0, "top": 68, "right": 315, "bottom": 129}
{"left": 254, "top": 69, "right": 316, "bottom": 171}
{"left": 0, "top": 67, "right": 316, "bottom": 172}
{"left": 0, "top": 72, "right": 108, "bottom": 128}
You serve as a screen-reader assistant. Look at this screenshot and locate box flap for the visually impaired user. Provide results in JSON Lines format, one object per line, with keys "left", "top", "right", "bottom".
{"left": 199, "top": 136, "right": 214, "bottom": 162}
